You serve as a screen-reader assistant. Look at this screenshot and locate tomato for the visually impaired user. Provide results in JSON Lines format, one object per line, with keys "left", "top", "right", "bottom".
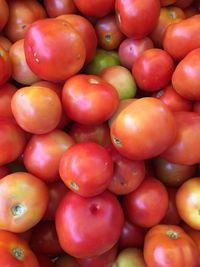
{"left": 115, "top": 0, "right": 160, "bottom": 39}
{"left": 172, "top": 48, "right": 200, "bottom": 100}
{"left": 55, "top": 190, "right": 124, "bottom": 258}
{"left": 176, "top": 177, "right": 200, "bottom": 230}
{"left": 114, "top": 248, "right": 147, "bottom": 267}
{"left": 73, "top": 0, "right": 115, "bottom": 18}
{"left": 76, "top": 245, "right": 117, "bottom": 267}
{"left": 9, "top": 39, "right": 40, "bottom": 85}
{"left": 59, "top": 142, "right": 113, "bottom": 197}
{"left": 95, "top": 15, "right": 125, "bottom": 51}
{"left": 55, "top": 254, "right": 80, "bottom": 267}
{"left": 44, "top": 0, "right": 77, "bottom": 17}
{"left": 111, "top": 97, "right": 177, "bottom": 160}
{"left": 153, "top": 157, "right": 197, "bottom": 187}
{"left": 100, "top": 65, "right": 137, "bottom": 100}
{"left": 153, "top": 84, "right": 192, "bottom": 112}
{"left": 69, "top": 122, "right": 111, "bottom": 147}
{"left": 118, "top": 219, "right": 146, "bottom": 249}
{"left": 0, "top": 172, "right": 49, "bottom": 233}
{"left": 24, "top": 18, "right": 86, "bottom": 82}
{"left": 123, "top": 177, "right": 169, "bottom": 228}
{"left": 144, "top": 224, "right": 199, "bottom": 267}
{"left": 0, "top": 230, "right": 39, "bottom": 267}
{"left": 4, "top": 0, "right": 47, "bottom": 42}
{"left": 30, "top": 221, "right": 63, "bottom": 257}
{"left": 106, "top": 144, "right": 145, "bottom": 195}
{"left": 56, "top": 14, "right": 97, "bottom": 64}
{"left": 163, "top": 15, "right": 200, "bottom": 61}
{"left": 0, "top": 0, "right": 9, "bottom": 31}
{"left": 0, "top": 83, "right": 18, "bottom": 118}
{"left": 161, "top": 111, "right": 200, "bottom": 165}
{"left": 11, "top": 86, "right": 62, "bottom": 134}
{"left": 0, "top": 45, "right": 12, "bottom": 86}
{"left": 132, "top": 48, "right": 175, "bottom": 92}
{"left": 23, "top": 129, "right": 75, "bottom": 183}
{"left": 62, "top": 74, "right": 119, "bottom": 125}
{"left": 150, "top": 6, "right": 185, "bottom": 48}
{"left": 43, "top": 181, "right": 69, "bottom": 221}
{"left": 36, "top": 254, "right": 55, "bottom": 267}
{"left": 0, "top": 118, "right": 26, "bottom": 166}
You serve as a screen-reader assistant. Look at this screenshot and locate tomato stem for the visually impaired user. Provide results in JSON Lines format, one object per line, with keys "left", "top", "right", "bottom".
{"left": 12, "top": 247, "right": 24, "bottom": 260}
{"left": 167, "top": 230, "right": 179, "bottom": 239}
{"left": 11, "top": 203, "right": 26, "bottom": 216}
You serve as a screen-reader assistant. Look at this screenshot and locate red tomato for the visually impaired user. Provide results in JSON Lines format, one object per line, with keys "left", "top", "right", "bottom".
{"left": 176, "top": 177, "right": 200, "bottom": 230}
{"left": 0, "top": 83, "right": 18, "bottom": 118}
{"left": 0, "top": 36, "right": 12, "bottom": 52}
{"left": 132, "top": 48, "right": 175, "bottom": 92}
{"left": 11, "top": 86, "right": 62, "bottom": 134}
{"left": 73, "top": 0, "right": 115, "bottom": 18}
{"left": 56, "top": 14, "right": 97, "bottom": 64}
{"left": 0, "top": 118, "right": 26, "bottom": 165}
{"left": 161, "top": 111, "right": 200, "bottom": 165}
{"left": 153, "top": 84, "right": 192, "bottom": 112}
{"left": 118, "top": 37, "right": 154, "bottom": 70}
{"left": 23, "top": 129, "right": 75, "bottom": 183}
{"left": 44, "top": 0, "right": 77, "bottom": 17}
{"left": 24, "top": 18, "right": 86, "bottom": 81}
{"left": 0, "top": 0, "right": 9, "bottom": 31}
{"left": 111, "top": 97, "right": 177, "bottom": 160}
{"left": 30, "top": 221, "right": 63, "bottom": 257}
{"left": 95, "top": 15, "right": 125, "bottom": 51}
{"left": 43, "top": 180, "right": 69, "bottom": 221}
{"left": 0, "top": 45, "right": 12, "bottom": 86}
{"left": 123, "top": 177, "right": 169, "bottom": 227}
{"left": 4, "top": 0, "right": 47, "bottom": 42}
{"left": 62, "top": 74, "right": 119, "bottom": 125}
{"left": 106, "top": 144, "right": 145, "bottom": 195}
{"left": 163, "top": 14, "right": 200, "bottom": 61}
{"left": 144, "top": 224, "right": 199, "bottom": 267}
{"left": 115, "top": 0, "right": 160, "bottom": 39}
{"left": 59, "top": 142, "right": 113, "bottom": 197}
{"left": 55, "top": 190, "right": 124, "bottom": 258}
{"left": 172, "top": 48, "right": 200, "bottom": 100}
{"left": 0, "top": 172, "right": 49, "bottom": 233}
{"left": 0, "top": 230, "right": 39, "bottom": 267}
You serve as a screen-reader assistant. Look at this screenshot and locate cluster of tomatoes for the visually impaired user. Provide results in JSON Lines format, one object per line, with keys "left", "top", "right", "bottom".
{"left": 1, "top": 0, "right": 200, "bottom": 266}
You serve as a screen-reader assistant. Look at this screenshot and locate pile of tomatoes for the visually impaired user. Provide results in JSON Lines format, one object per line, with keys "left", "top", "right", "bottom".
{"left": 1, "top": 0, "right": 200, "bottom": 266}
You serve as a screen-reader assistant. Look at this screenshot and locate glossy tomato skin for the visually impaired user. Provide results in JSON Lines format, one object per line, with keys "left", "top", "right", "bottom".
{"left": 164, "top": 14, "right": 200, "bottom": 61}
{"left": 24, "top": 18, "right": 86, "bottom": 82}
{"left": 0, "top": 118, "right": 26, "bottom": 166}
{"left": 59, "top": 142, "right": 113, "bottom": 197}
{"left": 62, "top": 74, "right": 119, "bottom": 125}
{"left": 0, "top": 46, "right": 12, "bottom": 86}
{"left": 111, "top": 97, "right": 177, "bottom": 160}
{"left": 0, "top": 172, "right": 49, "bottom": 233}
{"left": 44, "top": 0, "right": 77, "bottom": 17}
{"left": 176, "top": 177, "right": 200, "bottom": 230}
{"left": 144, "top": 224, "right": 199, "bottom": 267}
{"left": 23, "top": 129, "right": 75, "bottom": 183}
{"left": 123, "top": 177, "right": 169, "bottom": 228}
{"left": 161, "top": 111, "right": 200, "bottom": 165}
{"left": 132, "top": 48, "right": 175, "bottom": 92}
{"left": 0, "top": 230, "right": 40, "bottom": 267}
{"left": 172, "top": 48, "right": 200, "bottom": 101}
{"left": 0, "top": 83, "right": 18, "bottom": 118}
{"left": 11, "top": 86, "right": 62, "bottom": 134}
{"left": 115, "top": 0, "right": 160, "bottom": 39}
{"left": 55, "top": 190, "right": 124, "bottom": 258}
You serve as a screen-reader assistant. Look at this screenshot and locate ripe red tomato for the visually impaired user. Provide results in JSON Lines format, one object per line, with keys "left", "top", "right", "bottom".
{"left": 144, "top": 224, "right": 199, "bottom": 267}
{"left": 0, "top": 172, "right": 49, "bottom": 233}
{"left": 55, "top": 190, "right": 124, "bottom": 258}
{"left": 0, "top": 230, "right": 40, "bottom": 267}
{"left": 115, "top": 0, "right": 160, "bottom": 39}
{"left": 123, "top": 177, "right": 169, "bottom": 228}
{"left": 44, "top": 0, "right": 77, "bottom": 17}
{"left": 0, "top": 83, "right": 18, "bottom": 118}
{"left": 0, "top": 45, "right": 12, "bottom": 86}
{"left": 59, "top": 142, "right": 113, "bottom": 197}
{"left": 11, "top": 86, "right": 62, "bottom": 134}
{"left": 24, "top": 18, "right": 86, "bottom": 81}
{"left": 62, "top": 74, "right": 119, "bottom": 125}
{"left": 111, "top": 97, "right": 177, "bottom": 160}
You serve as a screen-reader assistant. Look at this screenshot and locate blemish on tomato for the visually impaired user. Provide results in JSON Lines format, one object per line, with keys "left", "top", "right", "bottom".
{"left": 12, "top": 247, "right": 24, "bottom": 261}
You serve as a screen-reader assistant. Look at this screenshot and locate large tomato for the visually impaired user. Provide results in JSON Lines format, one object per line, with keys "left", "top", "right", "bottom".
{"left": 115, "top": 0, "right": 160, "bottom": 39}
{"left": 55, "top": 190, "right": 124, "bottom": 258}
{"left": 24, "top": 18, "right": 86, "bottom": 81}
{"left": 144, "top": 224, "right": 199, "bottom": 267}
{"left": 111, "top": 97, "right": 177, "bottom": 160}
